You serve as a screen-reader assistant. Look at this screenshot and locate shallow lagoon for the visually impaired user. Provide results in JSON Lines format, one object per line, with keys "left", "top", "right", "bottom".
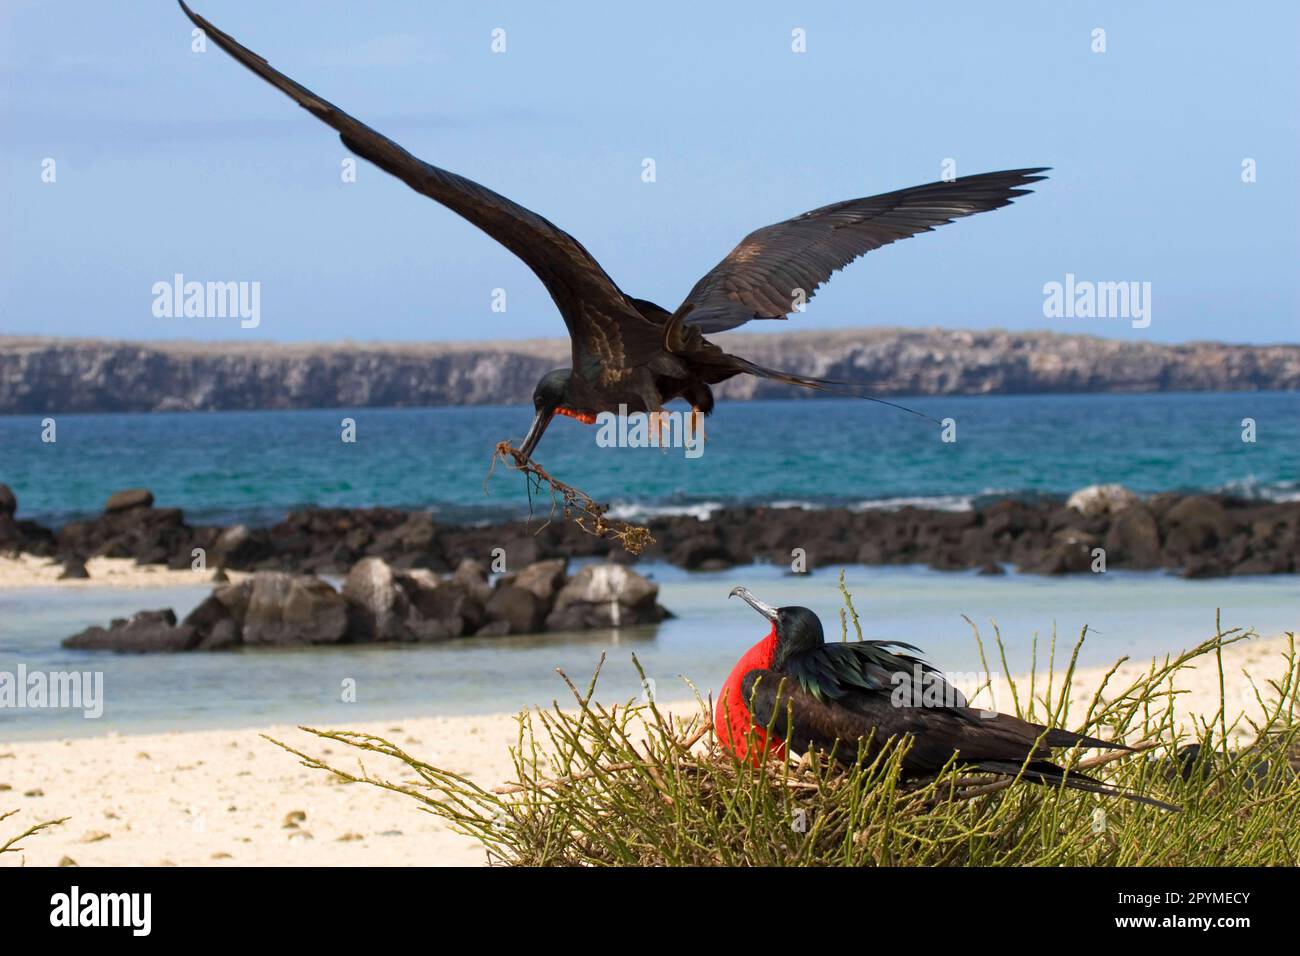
{"left": 2, "top": 562, "right": 1295, "bottom": 741}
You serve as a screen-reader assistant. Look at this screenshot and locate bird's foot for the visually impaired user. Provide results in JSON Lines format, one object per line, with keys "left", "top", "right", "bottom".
{"left": 649, "top": 410, "right": 673, "bottom": 453}
{"left": 689, "top": 407, "right": 707, "bottom": 445}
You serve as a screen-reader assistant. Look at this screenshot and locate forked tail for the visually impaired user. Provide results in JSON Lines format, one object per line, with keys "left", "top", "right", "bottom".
{"left": 728, "top": 354, "right": 944, "bottom": 426}
{"left": 972, "top": 758, "right": 1182, "bottom": 812}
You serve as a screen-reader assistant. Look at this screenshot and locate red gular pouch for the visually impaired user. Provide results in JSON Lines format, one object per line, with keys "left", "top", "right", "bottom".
{"left": 556, "top": 407, "right": 598, "bottom": 425}
{"left": 714, "top": 624, "right": 787, "bottom": 765}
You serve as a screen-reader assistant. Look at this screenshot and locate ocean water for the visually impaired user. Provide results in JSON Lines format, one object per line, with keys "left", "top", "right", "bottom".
{"left": 1, "top": 391, "right": 1296, "bottom": 741}
{"left": 0, "top": 392, "right": 1296, "bottom": 527}
{"left": 1, "top": 562, "right": 1297, "bottom": 741}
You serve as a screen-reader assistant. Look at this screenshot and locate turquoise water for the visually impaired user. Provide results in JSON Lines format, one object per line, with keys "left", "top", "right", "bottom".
{"left": 1, "top": 562, "right": 1296, "bottom": 741}
{"left": 0, "top": 391, "right": 1296, "bottom": 741}
{"left": 0, "top": 392, "right": 1296, "bottom": 527}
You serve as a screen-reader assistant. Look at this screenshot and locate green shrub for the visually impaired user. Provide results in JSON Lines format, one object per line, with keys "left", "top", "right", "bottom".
{"left": 0, "top": 809, "right": 66, "bottom": 858}
{"left": 269, "top": 591, "right": 1299, "bottom": 866}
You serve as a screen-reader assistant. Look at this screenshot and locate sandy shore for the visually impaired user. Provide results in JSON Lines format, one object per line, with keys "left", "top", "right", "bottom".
{"left": 2, "top": 631, "right": 1294, "bottom": 867}
{"left": 0, "top": 553, "right": 247, "bottom": 590}
{"left": 0, "top": 712, "right": 526, "bottom": 867}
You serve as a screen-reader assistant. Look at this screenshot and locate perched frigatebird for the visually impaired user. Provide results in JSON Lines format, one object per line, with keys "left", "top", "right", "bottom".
{"left": 720, "top": 587, "right": 1177, "bottom": 808}
{"left": 179, "top": 3, "right": 1047, "bottom": 459}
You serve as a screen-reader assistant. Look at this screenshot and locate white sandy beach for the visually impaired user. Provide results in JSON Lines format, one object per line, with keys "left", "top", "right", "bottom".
{"left": 0, "top": 554, "right": 247, "bottom": 590}
{"left": 1, "top": 711, "right": 523, "bottom": 867}
{"left": 2, "top": 630, "right": 1294, "bottom": 867}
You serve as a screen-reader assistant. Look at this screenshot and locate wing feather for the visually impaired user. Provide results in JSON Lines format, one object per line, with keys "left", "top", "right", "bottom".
{"left": 682, "top": 168, "right": 1048, "bottom": 333}
{"left": 178, "top": 2, "right": 661, "bottom": 376}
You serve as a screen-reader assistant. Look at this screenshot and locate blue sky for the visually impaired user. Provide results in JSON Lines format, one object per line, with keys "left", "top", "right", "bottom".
{"left": 2, "top": 1, "right": 1296, "bottom": 345}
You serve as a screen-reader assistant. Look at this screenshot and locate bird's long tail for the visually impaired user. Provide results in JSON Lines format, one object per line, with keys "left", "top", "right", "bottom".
{"left": 1041, "top": 726, "right": 1133, "bottom": 752}
{"left": 728, "top": 354, "right": 943, "bottom": 425}
{"left": 660, "top": 301, "right": 941, "bottom": 425}
{"left": 974, "top": 758, "right": 1182, "bottom": 812}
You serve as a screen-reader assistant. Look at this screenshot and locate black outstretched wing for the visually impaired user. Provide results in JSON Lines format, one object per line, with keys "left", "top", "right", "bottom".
{"left": 178, "top": 2, "right": 663, "bottom": 379}
{"left": 681, "top": 168, "right": 1048, "bottom": 333}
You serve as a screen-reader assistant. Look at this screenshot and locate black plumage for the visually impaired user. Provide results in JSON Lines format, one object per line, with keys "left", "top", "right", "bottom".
{"left": 178, "top": 3, "right": 1046, "bottom": 459}
{"left": 728, "top": 588, "right": 1178, "bottom": 810}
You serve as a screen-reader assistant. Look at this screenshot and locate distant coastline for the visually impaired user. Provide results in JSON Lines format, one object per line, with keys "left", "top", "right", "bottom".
{"left": 1, "top": 328, "right": 1297, "bottom": 415}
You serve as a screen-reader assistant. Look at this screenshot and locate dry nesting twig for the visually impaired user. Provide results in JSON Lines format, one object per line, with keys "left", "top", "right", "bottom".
{"left": 486, "top": 441, "right": 655, "bottom": 555}
{"left": 492, "top": 722, "right": 711, "bottom": 796}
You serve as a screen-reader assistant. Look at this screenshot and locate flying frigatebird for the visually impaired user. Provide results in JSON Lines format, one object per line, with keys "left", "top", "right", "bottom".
{"left": 721, "top": 586, "right": 1178, "bottom": 808}
{"left": 180, "top": 3, "right": 1046, "bottom": 460}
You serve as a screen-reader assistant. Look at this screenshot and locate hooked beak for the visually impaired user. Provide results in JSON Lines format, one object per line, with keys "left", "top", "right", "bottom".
{"left": 519, "top": 406, "right": 554, "bottom": 461}
{"left": 729, "top": 586, "right": 779, "bottom": 623}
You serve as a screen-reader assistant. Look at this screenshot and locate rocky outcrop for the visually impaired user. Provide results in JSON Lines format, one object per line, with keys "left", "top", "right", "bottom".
{"left": 64, "top": 609, "right": 199, "bottom": 653}
{"left": 342, "top": 557, "right": 406, "bottom": 641}
{"left": 1065, "top": 483, "right": 1139, "bottom": 517}
{"left": 0, "top": 481, "right": 56, "bottom": 556}
{"left": 1, "top": 330, "right": 1297, "bottom": 414}
{"left": 240, "top": 573, "right": 349, "bottom": 646}
{"left": 545, "top": 564, "right": 667, "bottom": 631}
{"left": 104, "top": 488, "right": 154, "bottom": 513}
{"left": 58, "top": 557, "right": 90, "bottom": 580}
{"left": 55, "top": 503, "right": 194, "bottom": 568}
{"left": 12, "top": 484, "right": 1300, "bottom": 584}
{"left": 61, "top": 559, "right": 670, "bottom": 652}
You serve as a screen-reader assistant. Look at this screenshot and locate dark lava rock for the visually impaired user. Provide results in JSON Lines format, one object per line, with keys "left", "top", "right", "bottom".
{"left": 1103, "top": 504, "right": 1161, "bottom": 568}
{"left": 1019, "top": 539, "right": 1094, "bottom": 575}
{"left": 927, "top": 546, "right": 971, "bottom": 572}
{"left": 485, "top": 585, "right": 544, "bottom": 635}
{"left": 56, "top": 505, "right": 190, "bottom": 568}
{"left": 545, "top": 564, "right": 668, "bottom": 631}
{"left": 406, "top": 616, "right": 461, "bottom": 642}
{"left": 198, "top": 618, "right": 241, "bottom": 651}
{"left": 1231, "top": 552, "right": 1290, "bottom": 575}
{"left": 212, "top": 578, "right": 254, "bottom": 625}
{"left": 419, "top": 581, "right": 481, "bottom": 636}
{"left": 211, "top": 524, "right": 258, "bottom": 567}
{"left": 473, "top": 620, "right": 512, "bottom": 638}
{"left": 1162, "top": 495, "right": 1230, "bottom": 558}
{"left": 14, "top": 487, "right": 1296, "bottom": 600}
{"left": 0, "top": 514, "right": 22, "bottom": 554}
{"left": 242, "top": 572, "right": 348, "bottom": 645}
{"left": 1182, "top": 556, "right": 1228, "bottom": 579}
{"left": 343, "top": 557, "right": 409, "bottom": 641}
{"left": 393, "top": 568, "right": 443, "bottom": 616}
{"left": 0, "top": 484, "right": 15, "bottom": 515}
{"left": 370, "top": 511, "right": 441, "bottom": 567}
{"left": 104, "top": 488, "right": 155, "bottom": 513}
{"left": 511, "top": 558, "right": 568, "bottom": 603}
{"left": 670, "top": 533, "right": 731, "bottom": 570}
{"left": 985, "top": 500, "right": 1045, "bottom": 538}
{"left": 63, "top": 609, "right": 197, "bottom": 653}
{"left": 58, "top": 557, "right": 90, "bottom": 580}
{"left": 452, "top": 558, "right": 493, "bottom": 604}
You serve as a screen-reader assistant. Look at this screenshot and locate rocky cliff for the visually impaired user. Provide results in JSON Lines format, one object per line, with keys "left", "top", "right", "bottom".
{"left": 0, "top": 329, "right": 1296, "bottom": 414}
